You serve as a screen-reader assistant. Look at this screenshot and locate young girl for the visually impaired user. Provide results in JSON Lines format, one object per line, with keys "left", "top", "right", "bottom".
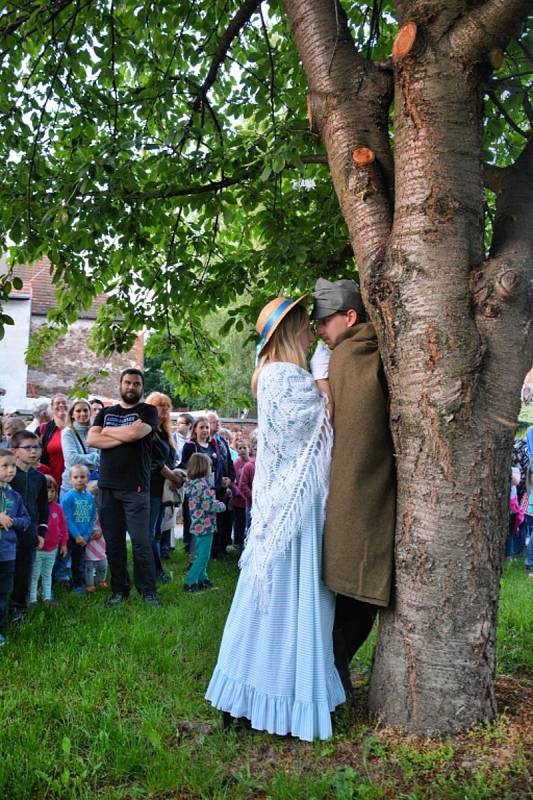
{"left": 29, "top": 476, "right": 68, "bottom": 604}
{"left": 84, "top": 487, "right": 108, "bottom": 593}
{"left": 183, "top": 454, "right": 225, "bottom": 593}
{"left": 180, "top": 416, "right": 219, "bottom": 558}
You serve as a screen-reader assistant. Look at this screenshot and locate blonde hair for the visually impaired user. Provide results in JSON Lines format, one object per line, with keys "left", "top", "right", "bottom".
{"left": 252, "top": 304, "right": 309, "bottom": 395}
{"left": 146, "top": 392, "right": 176, "bottom": 450}
{"left": 66, "top": 399, "right": 91, "bottom": 428}
{"left": 69, "top": 464, "right": 89, "bottom": 478}
{"left": 187, "top": 452, "right": 211, "bottom": 480}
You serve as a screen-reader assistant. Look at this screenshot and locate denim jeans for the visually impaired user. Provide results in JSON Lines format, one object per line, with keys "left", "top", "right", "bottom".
{"left": 505, "top": 515, "right": 524, "bottom": 558}
{"left": 85, "top": 558, "right": 108, "bottom": 586}
{"left": 30, "top": 548, "right": 57, "bottom": 602}
{"left": 524, "top": 515, "right": 533, "bottom": 569}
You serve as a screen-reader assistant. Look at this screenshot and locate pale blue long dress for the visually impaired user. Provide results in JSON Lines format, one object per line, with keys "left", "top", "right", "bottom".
{"left": 206, "top": 362, "right": 345, "bottom": 741}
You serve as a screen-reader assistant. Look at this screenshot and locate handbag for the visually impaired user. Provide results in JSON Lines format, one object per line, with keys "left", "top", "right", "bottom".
{"left": 162, "top": 468, "right": 187, "bottom": 506}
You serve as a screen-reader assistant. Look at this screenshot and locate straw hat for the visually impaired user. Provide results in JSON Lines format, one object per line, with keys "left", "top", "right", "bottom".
{"left": 255, "top": 295, "right": 308, "bottom": 359}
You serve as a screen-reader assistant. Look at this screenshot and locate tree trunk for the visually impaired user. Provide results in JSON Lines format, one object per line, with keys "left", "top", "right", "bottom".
{"left": 284, "top": 0, "right": 533, "bottom": 733}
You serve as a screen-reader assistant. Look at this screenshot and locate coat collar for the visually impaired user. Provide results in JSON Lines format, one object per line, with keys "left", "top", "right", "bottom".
{"left": 334, "top": 321, "right": 377, "bottom": 347}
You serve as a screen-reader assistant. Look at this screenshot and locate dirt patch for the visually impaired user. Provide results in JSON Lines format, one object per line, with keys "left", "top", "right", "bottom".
{"left": 230, "top": 675, "right": 532, "bottom": 796}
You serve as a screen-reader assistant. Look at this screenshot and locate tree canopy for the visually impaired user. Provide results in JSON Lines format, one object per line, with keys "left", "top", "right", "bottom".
{"left": 0, "top": 1, "right": 530, "bottom": 400}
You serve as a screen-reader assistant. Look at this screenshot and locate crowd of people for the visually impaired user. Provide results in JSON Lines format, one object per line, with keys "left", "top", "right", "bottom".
{"left": 510, "top": 427, "right": 533, "bottom": 577}
{"left": 0, "top": 275, "right": 531, "bottom": 743}
{"left": 0, "top": 378, "right": 257, "bottom": 644}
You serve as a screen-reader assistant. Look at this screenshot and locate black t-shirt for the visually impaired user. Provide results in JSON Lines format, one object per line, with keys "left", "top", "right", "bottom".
{"left": 93, "top": 403, "right": 158, "bottom": 492}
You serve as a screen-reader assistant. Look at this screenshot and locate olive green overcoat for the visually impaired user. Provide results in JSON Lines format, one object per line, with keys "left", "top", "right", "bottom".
{"left": 324, "top": 322, "right": 396, "bottom": 606}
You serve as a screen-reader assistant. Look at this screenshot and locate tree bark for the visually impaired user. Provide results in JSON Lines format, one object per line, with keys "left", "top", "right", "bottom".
{"left": 283, "top": 0, "right": 533, "bottom": 733}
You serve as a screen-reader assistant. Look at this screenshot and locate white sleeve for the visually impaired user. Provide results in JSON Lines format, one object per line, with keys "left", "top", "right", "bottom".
{"left": 310, "top": 341, "right": 331, "bottom": 380}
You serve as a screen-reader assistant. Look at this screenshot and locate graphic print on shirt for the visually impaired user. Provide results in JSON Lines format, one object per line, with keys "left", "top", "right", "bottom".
{"left": 0, "top": 491, "right": 15, "bottom": 543}
{"left": 73, "top": 498, "right": 94, "bottom": 524}
{"left": 102, "top": 412, "right": 141, "bottom": 428}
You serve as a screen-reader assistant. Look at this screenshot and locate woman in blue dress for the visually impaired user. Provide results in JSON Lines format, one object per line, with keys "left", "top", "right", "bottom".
{"left": 206, "top": 296, "right": 345, "bottom": 741}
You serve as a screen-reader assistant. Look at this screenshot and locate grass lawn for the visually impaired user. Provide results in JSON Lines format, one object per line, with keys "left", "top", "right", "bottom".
{"left": 0, "top": 552, "right": 531, "bottom": 799}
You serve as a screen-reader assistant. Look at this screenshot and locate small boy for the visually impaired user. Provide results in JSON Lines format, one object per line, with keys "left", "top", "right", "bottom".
{"left": 10, "top": 430, "right": 48, "bottom": 623}
{"left": 61, "top": 465, "right": 96, "bottom": 594}
{"left": 0, "top": 449, "right": 31, "bottom": 644}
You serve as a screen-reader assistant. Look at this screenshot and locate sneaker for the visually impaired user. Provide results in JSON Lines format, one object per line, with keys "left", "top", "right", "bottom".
{"left": 183, "top": 583, "right": 200, "bottom": 593}
{"left": 157, "top": 573, "right": 171, "bottom": 584}
{"left": 143, "top": 592, "right": 162, "bottom": 607}
{"left": 43, "top": 598, "right": 58, "bottom": 606}
{"left": 73, "top": 586, "right": 86, "bottom": 596}
{"left": 199, "top": 580, "right": 213, "bottom": 590}
{"left": 106, "top": 593, "right": 128, "bottom": 608}
{"left": 226, "top": 545, "right": 239, "bottom": 554}
{"left": 0, "top": 634, "right": 6, "bottom": 646}
{"left": 528, "top": 572, "right": 533, "bottom": 579}
{"left": 98, "top": 581, "right": 108, "bottom": 589}
{"left": 85, "top": 585, "right": 96, "bottom": 593}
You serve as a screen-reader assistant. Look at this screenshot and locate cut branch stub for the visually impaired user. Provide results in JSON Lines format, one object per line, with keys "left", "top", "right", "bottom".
{"left": 352, "top": 146, "right": 375, "bottom": 166}
{"left": 489, "top": 48, "right": 504, "bottom": 70}
{"left": 392, "top": 21, "right": 417, "bottom": 61}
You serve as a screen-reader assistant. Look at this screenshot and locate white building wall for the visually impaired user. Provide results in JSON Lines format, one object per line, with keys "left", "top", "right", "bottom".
{"left": 0, "top": 296, "right": 31, "bottom": 412}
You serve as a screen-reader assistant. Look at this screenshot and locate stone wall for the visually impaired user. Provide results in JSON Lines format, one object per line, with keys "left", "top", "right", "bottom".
{"left": 27, "top": 316, "right": 143, "bottom": 401}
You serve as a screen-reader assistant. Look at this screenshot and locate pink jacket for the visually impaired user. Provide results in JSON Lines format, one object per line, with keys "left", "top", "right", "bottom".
{"left": 44, "top": 502, "right": 68, "bottom": 552}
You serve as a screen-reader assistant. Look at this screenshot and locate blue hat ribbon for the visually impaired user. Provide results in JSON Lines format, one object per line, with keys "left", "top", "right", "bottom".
{"left": 255, "top": 298, "right": 293, "bottom": 366}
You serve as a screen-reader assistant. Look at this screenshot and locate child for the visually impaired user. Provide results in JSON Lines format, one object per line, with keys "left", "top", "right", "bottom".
{"left": 0, "top": 449, "right": 31, "bottom": 644}
{"left": 10, "top": 430, "right": 48, "bottom": 623}
{"left": 29, "top": 476, "right": 68, "bottom": 604}
{"left": 184, "top": 453, "right": 225, "bottom": 593}
{"left": 84, "top": 517, "right": 108, "bottom": 593}
{"left": 525, "top": 459, "right": 533, "bottom": 578}
{"left": 507, "top": 467, "right": 525, "bottom": 559}
{"left": 61, "top": 465, "right": 96, "bottom": 595}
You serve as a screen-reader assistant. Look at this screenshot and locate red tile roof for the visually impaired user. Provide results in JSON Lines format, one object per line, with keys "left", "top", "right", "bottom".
{"left": 9, "top": 259, "right": 107, "bottom": 319}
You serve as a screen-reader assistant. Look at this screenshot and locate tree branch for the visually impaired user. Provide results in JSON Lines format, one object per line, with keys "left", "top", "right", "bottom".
{"left": 472, "top": 135, "right": 533, "bottom": 404}
{"left": 192, "top": 0, "right": 262, "bottom": 112}
{"left": 487, "top": 89, "right": 529, "bottom": 139}
{"left": 490, "top": 134, "right": 533, "bottom": 260}
{"left": 85, "top": 172, "right": 255, "bottom": 201}
{"left": 283, "top": 0, "right": 394, "bottom": 280}
{"left": 0, "top": 0, "right": 76, "bottom": 40}
{"left": 450, "top": 0, "right": 532, "bottom": 65}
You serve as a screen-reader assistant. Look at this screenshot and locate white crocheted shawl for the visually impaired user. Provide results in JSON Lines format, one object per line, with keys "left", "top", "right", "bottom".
{"left": 239, "top": 361, "right": 333, "bottom": 610}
